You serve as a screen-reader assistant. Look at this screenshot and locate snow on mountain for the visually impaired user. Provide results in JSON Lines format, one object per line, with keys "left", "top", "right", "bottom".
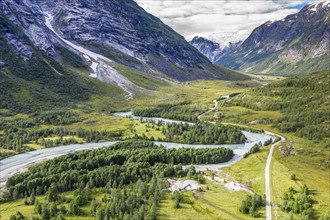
{"left": 187, "top": 30, "right": 250, "bottom": 49}
{"left": 188, "top": 30, "right": 250, "bottom": 63}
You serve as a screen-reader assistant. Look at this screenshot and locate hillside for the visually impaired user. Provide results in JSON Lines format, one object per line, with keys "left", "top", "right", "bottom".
{"left": 224, "top": 70, "right": 330, "bottom": 143}
{"left": 0, "top": 0, "right": 249, "bottom": 113}
{"left": 216, "top": 2, "right": 330, "bottom": 76}
{"left": 0, "top": 12, "right": 124, "bottom": 113}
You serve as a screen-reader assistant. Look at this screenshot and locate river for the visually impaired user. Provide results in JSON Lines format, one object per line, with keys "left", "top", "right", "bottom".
{"left": 0, "top": 113, "right": 273, "bottom": 182}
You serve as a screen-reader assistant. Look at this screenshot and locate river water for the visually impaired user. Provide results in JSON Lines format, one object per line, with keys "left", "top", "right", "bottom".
{"left": 0, "top": 112, "right": 273, "bottom": 182}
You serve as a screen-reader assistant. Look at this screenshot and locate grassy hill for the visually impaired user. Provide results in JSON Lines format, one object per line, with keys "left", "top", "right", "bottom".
{"left": 224, "top": 70, "right": 330, "bottom": 144}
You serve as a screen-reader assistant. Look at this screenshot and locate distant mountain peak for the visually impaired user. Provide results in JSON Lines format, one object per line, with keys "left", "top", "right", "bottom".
{"left": 306, "top": 1, "right": 330, "bottom": 11}
{"left": 189, "top": 32, "right": 249, "bottom": 63}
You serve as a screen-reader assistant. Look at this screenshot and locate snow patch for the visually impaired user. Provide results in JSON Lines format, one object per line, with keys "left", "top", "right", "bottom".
{"left": 90, "top": 61, "right": 98, "bottom": 72}
{"left": 83, "top": 54, "right": 91, "bottom": 62}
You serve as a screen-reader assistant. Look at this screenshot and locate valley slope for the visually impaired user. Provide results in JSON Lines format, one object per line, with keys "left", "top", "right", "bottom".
{"left": 215, "top": 2, "right": 330, "bottom": 76}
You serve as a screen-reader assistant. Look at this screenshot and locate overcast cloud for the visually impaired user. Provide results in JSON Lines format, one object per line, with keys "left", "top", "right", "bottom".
{"left": 135, "top": 0, "right": 319, "bottom": 39}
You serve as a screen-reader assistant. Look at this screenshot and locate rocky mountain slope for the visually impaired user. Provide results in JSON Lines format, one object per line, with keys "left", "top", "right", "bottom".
{"left": 0, "top": 12, "right": 105, "bottom": 112}
{"left": 0, "top": 0, "right": 250, "bottom": 113}
{"left": 189, "top": 36, "right": 242, "bottom": 63}
{"left": 189, "top": 37, "right": 222, "bottom": 62}
{"left": 216, "top": 2, "right": 330, "bottom": 76}
{"left": 0, "top": 0, "right": 247, "bottom": 82}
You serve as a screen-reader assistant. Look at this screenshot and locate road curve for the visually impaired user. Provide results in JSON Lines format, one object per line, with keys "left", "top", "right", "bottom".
{"left": 197, "top": 99, "right": 286, "bottom": 220}
{"left": 264, "top": 131, "right": 285, "bottom": 220}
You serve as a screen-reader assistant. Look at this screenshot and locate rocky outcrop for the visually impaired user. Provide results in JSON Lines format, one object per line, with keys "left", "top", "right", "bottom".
{"left": 0, "top": 0, "right": 60, "bottom": 56}
{"left": 4, "top": 33, "right": 33, "bottom": 60}
{"left": 216, "top": 2, "right": 330, "bottom": 76}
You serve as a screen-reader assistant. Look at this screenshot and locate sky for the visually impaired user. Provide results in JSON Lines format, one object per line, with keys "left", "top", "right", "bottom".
{"left": 135, "top": 0, "right": 319, "bottom": 40}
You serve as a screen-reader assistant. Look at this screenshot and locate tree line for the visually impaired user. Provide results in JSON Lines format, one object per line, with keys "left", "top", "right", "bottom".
{"left": 162, "top": 123, "right": 246, "bottom": 144}
{"left": 0, "top": 126, "right": 122, "bottom": 153}
{"left": 133, "top": 102, "right": 202, "bottom": 123}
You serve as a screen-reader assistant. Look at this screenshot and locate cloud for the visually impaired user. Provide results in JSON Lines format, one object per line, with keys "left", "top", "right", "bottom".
{"left": 135, "top": 0, "right": 315, "bottom": 38}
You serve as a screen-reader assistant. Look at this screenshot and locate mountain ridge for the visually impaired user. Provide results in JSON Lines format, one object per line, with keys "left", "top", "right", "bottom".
{"left": 215, "top": 1, "right": 330, "bottom": 76}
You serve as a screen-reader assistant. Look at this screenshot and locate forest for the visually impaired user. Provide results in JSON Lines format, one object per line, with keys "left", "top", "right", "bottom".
{"left": 0, "top": 125, "right": 122, "bottom": 158}
{"left": 11, "top": 177, "right": 164, "bottom": 220}
{"left": 3, "top": 140, "right": 233, "bottom": 219}
{"left": 162, "top": 123, "right": 246, "bottom": 144}
{"left": 5, "top": 140, "right": 233, "bottom": 199}
{"left": 133, "top": 102, "right": 202, "bottom": 122}
{"left": 0, "top": 110, "right": 247, "bottom": 159}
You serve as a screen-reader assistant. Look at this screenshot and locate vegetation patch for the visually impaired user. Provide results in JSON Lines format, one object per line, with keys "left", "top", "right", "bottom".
{"left": 134, "top": 101, "right": 202, "bottom": 122}
{"left": 163, "top": 123, "right": 246, "bottom": 145}
{"left": 224, "top": 71, "right": 330, "bottom": 143}
{"left": 239, "top": 194, "right": 266, "bottom": 217}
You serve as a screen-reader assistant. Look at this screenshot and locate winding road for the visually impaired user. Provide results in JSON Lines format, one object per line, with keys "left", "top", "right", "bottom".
{"left": 200, "top": 99, "right": 286, "bottom": 220}
{"left": 197, "top": 99, "right": 218, "bottom": 120}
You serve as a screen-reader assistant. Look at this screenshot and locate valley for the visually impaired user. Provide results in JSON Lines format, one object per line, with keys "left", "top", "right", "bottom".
{"left": 0, "top": 0, "right": 329, "bottom": 220}
{"left": 1, "top": 73, "right": 328, "bottom": 220}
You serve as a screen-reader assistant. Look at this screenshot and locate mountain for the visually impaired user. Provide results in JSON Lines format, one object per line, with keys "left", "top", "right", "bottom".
{"left": 189, "top": 36, "right": 242, "bottom": 63}
{"left": 216, "top": 2, "right": 330, "bottom": 76}
{"left": 0, "top": 0, "right": 250, "bottom": 112}
{"left": 0, "top": 0, "right": 248, "bottom": 83}
{"left": 187, "top": 31, "right": 250, "bottom": 49}
{"left": 189, "top": 37, "right": 221, "bottom": 62}
{"left": 0, "top": 11, "right": 121, "bottom": 113}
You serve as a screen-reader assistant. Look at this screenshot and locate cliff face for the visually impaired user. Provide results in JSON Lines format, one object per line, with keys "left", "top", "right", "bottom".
{"left": 216, "top": 2, "right": 330, "bottom": 76}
